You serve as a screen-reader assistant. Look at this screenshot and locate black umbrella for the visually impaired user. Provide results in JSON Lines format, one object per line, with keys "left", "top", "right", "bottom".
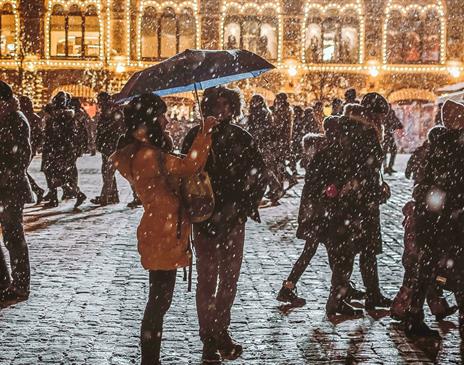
{"left": 114, "top": 49, "right": 275, "bottom": 103}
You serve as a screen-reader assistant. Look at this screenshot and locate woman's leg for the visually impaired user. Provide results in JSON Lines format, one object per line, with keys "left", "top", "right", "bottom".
{"left": 140, "top": 269, "right": 177, "bottom": 365}
{"left": 286, "top": 238, "right": 319, "bottom": 285}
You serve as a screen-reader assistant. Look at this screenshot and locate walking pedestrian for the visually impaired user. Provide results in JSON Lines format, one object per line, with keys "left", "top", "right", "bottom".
{"left": 247, "top": 94, "right": 282, "bottom": 205}
{"left": 277, "top": 116, "right": 365, "bottom": 310}
{"left": 337, "top": 94, "right": 392, "bottom": 310}
{"left": 403, "top": 100, "right": 464, "bottom": 338}
{"left": 110, "top": 93, "right": 216, "bottom": 365}
{"left": 383, "top": 106, "right": 403, "bottom": 174}
{"left": 272, "top": 93, "right": 296, "bottom": 186}
{"left": 42, "top": 91, "right": 86, "bottom": 208}
{"left": 19, "top": 95, "right": 45, "bottom": 204}
{"left": 0, "top": 81, "right": 32, "bottom": 307}
{"left": 182, "top": 87, "right": 267, "bottom": 363}
{"left": 91, "top": 92, "right": 125, "bottom": 206}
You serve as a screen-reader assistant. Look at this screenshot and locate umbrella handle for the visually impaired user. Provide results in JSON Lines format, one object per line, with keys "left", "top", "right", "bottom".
{"left": 194, "top": 83, "right": 205, "bottom": 132}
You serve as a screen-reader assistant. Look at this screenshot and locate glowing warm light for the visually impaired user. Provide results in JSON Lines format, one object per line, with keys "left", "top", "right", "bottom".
{"left": 448, "top": 67, "right": 461, "bottom": 78}
{"left": 115, "top": 63, "right": 126, "bottom": 73}
{"left": 369, "top": 66, "right": 380, "bottom": 77}
{"left": 288, "top": 66, "right": 297, "bottom": 77}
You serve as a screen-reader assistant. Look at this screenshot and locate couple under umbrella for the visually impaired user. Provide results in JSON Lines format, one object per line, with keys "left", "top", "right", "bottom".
{"left": 112, "top": 49, "right": 273, "bottom": 364}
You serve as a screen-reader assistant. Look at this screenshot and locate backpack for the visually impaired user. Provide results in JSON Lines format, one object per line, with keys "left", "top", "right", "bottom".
{"left": 157, "top": 150, "right": 215, "bottom": 224}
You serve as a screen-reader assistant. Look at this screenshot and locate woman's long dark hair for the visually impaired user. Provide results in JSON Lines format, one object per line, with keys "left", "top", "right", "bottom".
{"left": 122, "top": 93, "right": 171, "bottom": 151}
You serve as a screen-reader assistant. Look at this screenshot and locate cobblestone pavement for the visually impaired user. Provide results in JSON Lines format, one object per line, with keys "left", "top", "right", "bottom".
{"left": 0, "top": 154, "right": 462, "bottom": 365}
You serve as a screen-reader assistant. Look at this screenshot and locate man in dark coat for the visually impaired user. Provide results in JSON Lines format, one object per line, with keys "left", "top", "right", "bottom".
{"left": 277, "top": 116, "right": 364, "bottom": 313}
{"left": 91, "top": 92, "right": 125, "bottom": 206}
{"left": 383, "top": 106, "right": 403, "bottom": 174}
{"left": 182, "top": 87, "right": 267, "bottom": 363}
{"left": 42, "top": 92, "right": 86, "bottom": 208}
{"left": 0, "top": 81, "right": 32, "bottom": 307}
{"left": 406, "top": 100, "right": 464, "bottom": 339}
{"left": 19, "top": 95, "right": 45, "bottom": 204}
{"left": 336, "top": 94, "right": 392, "bottom": 310}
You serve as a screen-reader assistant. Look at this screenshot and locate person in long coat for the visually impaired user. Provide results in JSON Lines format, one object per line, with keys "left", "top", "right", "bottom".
{"left": 42, "top": 92, "right": 86, "bottom": 208}
{"left": 111, "top": 93, "right": 216, "bottom": 364}
{"left": 19, "top": 95, "right": 45, "bottom": 203}
{"left": 0, "top": 81, "right": 32, "bottom": 307}
{"left": 247, "top": 94, "right": 282, "bottom": 205}
{"left": 405, "top": 100, "right": 464, "bottom": 339}
{"left": 182, "top": 87, "right": 267, "bottom": 363}
{"left": 272, "top": 93, "right": 295, "bottom": 185}
{"left": 91, "top": 92, "right": 125, "bottom": 206}
{"left": 336, "top": 94, "right": 392, "bottom": 310}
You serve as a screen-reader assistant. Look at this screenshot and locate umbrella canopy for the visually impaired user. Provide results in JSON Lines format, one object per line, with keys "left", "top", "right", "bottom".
{"left": 115, "top": 49, "right": 275, "bottom": 103}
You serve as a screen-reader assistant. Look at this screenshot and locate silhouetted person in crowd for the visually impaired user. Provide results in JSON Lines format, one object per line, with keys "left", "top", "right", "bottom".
{"left": 42, "top": 91, "right": 86, "bottom": 209}
{"left": 91, "top": 92, "right": 125, "bottom": 206}
{"left": 401, "top": 100, "right": 464, "bottom": 339}
{"left": 289, "top": 105, "right": 305, "bottom": 178}
{"left": 278, "top": 116, "right": 364, "bottom": 311}
{"left": 273, "top": 93, "right": 296, "bottom": 186}
{"left": 313, "top": 101, "right": 325, "bottom": 131}
{"left": 182, "top": 87, "right": 267, "bottom": 363}
{"left": 0, "top": 81, "right": 32, "bottom": 307}
{"left": 383, "top": 106, "right": 403, "bottom": 174}
{"left": 331, "top": 98, "right": 344, "bottom": 116}
{"left": 344, "top": 88, "right": 360, "bottom": 106}
{"left": 111, "top": 93, "right": 217, "bottom": 365}
{"left": 247, "top": 94, "right": 282, "bottom": 205}
{"left": 19, "top": 95, "right": 45, "bottom": 204}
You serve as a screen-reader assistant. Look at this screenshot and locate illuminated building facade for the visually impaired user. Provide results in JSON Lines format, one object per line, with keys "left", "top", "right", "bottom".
{"left": 1, "top": 0, "right": 464, "bottom": 147}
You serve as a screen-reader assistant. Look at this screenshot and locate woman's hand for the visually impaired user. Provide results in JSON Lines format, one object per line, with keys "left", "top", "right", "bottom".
{"left": 203, "top": 116, "right": 219, "bottom": 134}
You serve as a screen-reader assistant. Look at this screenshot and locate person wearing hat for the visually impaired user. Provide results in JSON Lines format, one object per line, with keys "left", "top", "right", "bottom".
{"left": 111, "top": 93, "right": 217, "bottom": 364}
{"left": 404, "top": 100, "right": 464, "bottom": 339}
{"left": 0, "top": 81, "right": 32, "bottom": 307}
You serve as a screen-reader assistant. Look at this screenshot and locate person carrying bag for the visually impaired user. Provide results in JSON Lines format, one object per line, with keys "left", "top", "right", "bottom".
{"left": 110, "top": 93, "right": 217, "bottom": 365}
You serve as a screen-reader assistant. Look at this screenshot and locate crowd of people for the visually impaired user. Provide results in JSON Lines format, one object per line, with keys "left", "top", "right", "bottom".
{"left": 0, "top": 77, "right": 463, "bottom": 364}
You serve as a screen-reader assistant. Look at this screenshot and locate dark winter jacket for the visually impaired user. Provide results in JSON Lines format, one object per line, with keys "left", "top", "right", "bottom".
{"left": 337, "top": 104, "right": 384, "bottom": 254}
{"left": 42, "top": 105, "right": 78, "bottom": 186}
{"left": 95, "top": 107, "right": 125, "bottom": 157}
{"left": 272, "top": 105, "right": 293, "bottom": 162}
{"left": 182, "top": 120, "right": 267, "bottom": 238}
{"left": 73, "top": 108, "right": 90, "bottom": 156}
{"left": 338, "top": 104, "right": 384, "bottom": 207}
{"left": 247, "top": 108, "right": 275, "bottom": 167}
{"left": 413, "top": 127, "right": 464, "bottom": 286}
{"left": 0, "top": 97, "right": 33, "bottom": 204}
{"left": 296, "top": 142, "right": 344, "bottom": 242}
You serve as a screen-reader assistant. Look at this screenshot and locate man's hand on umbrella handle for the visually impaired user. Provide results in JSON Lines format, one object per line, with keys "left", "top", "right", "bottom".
{"left": 203, "top": 116, "right": 218, "bottom": 134}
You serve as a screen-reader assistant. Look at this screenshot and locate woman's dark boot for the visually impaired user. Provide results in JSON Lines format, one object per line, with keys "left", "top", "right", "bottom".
{"left": 277, "top": 281, "right": 306, "bottom": 306}
{"left": 365, "top": 292, "right": 392, "bottom": 310}
{"left": 217, "top": 331, "right": 243, "bottom": 360}
{"left": 326, "top": 287, "right": 363, "bottom": 316}
{"left": 74, "top": 192, "right": 87, "bottom": 209}
{"left": 404, "top": 310, "right": 440, "bottom": 338}
{"left": 43, "top": 190, "right": 58, "bottom": 208}
{"left": 202, "top": 337, "right": 221, "bottom": 364}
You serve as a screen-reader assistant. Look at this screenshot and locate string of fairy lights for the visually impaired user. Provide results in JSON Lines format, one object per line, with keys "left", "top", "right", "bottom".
{"left": 0, "top": 0, "right": 461, "bottom": 78}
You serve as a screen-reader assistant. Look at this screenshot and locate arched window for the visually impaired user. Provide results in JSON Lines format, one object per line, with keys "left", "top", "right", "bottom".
{"left": 385, "top": 3, "right": 443, "bottom": 64}
{"left": 160, "top": 7, "right": 177, "bottom": 58}
{"left": 178, "top": 8, "right": 195, "bottom": 52}
{"left": 223, "top": 10, "right": 278, "bottom": 60}
{"left": 84, "top": 6, "right": 100, "bottom": 57}
{"left": 0, "top": 3, "right": 15, "bottom": 58}
{"left": 304, "top": 7, "right": 360, "bottom": 64}
{"left": 110, "top": 0, "right": 126, "bottom": 57}
{"left": 141, "top": 6, "right": 158, "bottom": 59}
{"left": 140, "top": 6, "right": 196, "bottom": 61}
{"left": 49, "top": 3, "right": 100, "bottom": 58}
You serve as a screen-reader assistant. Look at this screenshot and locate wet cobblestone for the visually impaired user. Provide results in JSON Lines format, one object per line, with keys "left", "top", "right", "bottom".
{"left": 0, "top": 155, "right": 462, "bottom": 364}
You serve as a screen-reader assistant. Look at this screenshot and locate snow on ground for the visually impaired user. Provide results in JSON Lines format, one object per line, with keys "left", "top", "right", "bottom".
{"left": 0, "top": 154, "right": 462, "bottom": 364}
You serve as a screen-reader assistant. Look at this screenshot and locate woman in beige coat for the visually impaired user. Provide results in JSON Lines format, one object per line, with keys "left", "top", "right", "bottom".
{"left": 111, "top": 93, "right": 216, "bottom": 365}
